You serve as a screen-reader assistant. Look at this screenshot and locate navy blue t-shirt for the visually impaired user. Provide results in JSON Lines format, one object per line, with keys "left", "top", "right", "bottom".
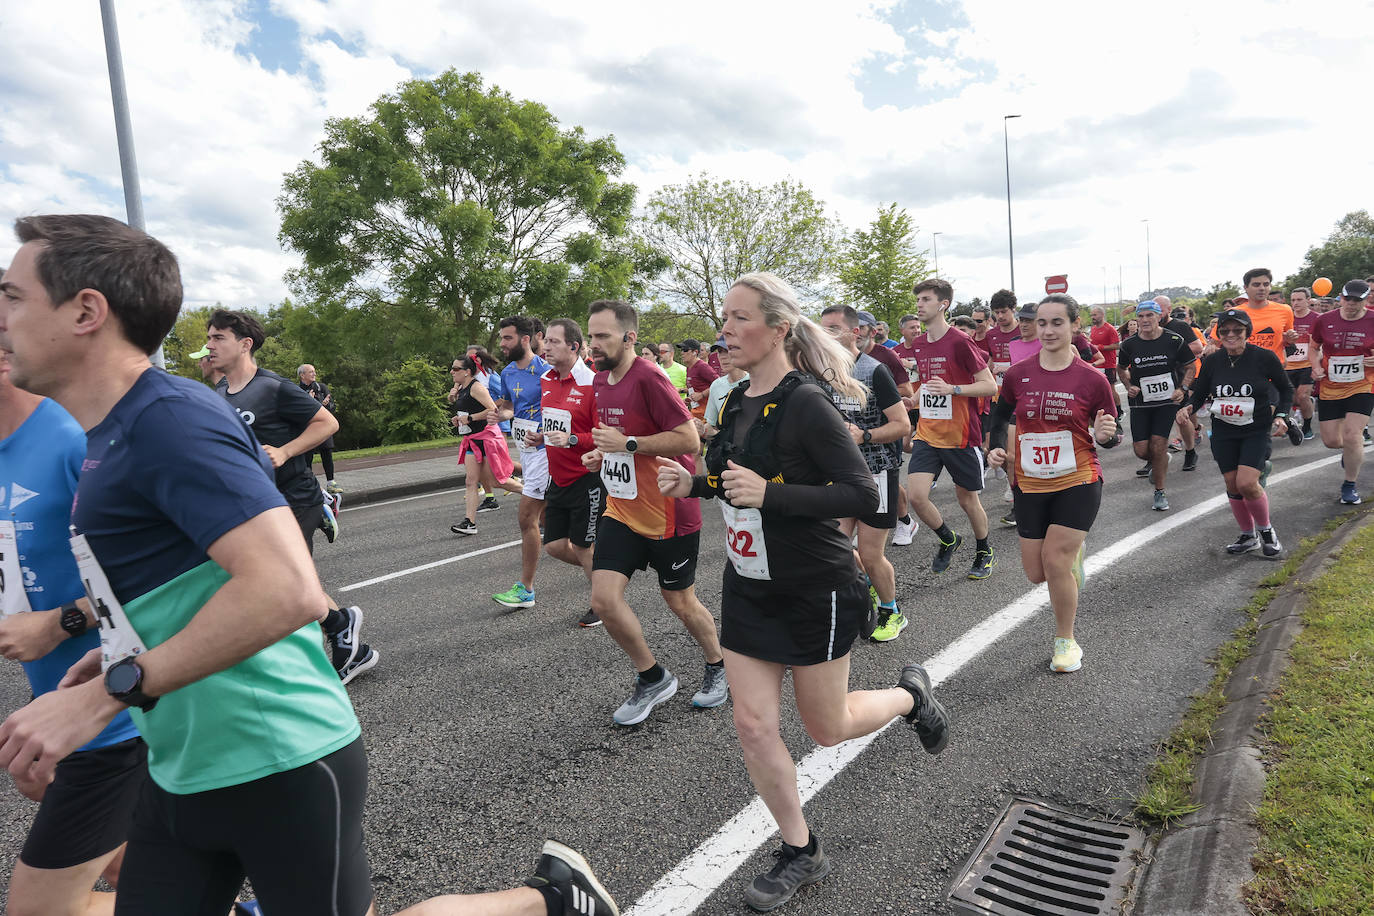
{"left": 73, "top": 370, "right": 285, "bottom": 604}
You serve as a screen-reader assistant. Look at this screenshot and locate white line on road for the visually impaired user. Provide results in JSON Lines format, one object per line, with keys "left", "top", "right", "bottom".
{"left": 625, "top": 450, "right": 1353, "bottom": 915}
{"left": 340, "top": 488, "right": 462, "bottom": 512}
{"left": 338, "top": 540, "right": 522, "bottom": 592}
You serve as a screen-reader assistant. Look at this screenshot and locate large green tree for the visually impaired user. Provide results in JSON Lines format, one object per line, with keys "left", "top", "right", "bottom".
{"left": 1283, "top": 210, "right": 1374, "bottom": 292}
{"left": 277, "top": 70, "right": 640, "bottom": 346}
{"left": 634, "top": 174, "right": 839, "bottom": 329}
{"left": 835, "top": 203, "right": 928, "bottom": 326}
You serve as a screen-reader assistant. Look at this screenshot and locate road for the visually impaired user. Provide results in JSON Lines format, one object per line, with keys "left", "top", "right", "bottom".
{"left": 0, "top": 431, "right": 1365, "bottom": 914}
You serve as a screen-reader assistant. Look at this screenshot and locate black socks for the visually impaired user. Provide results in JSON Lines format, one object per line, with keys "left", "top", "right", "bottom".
{"left": 534, "top": 884, "right": 560, "bottom": 916}
{"left": 321, "top": 608, "right": 346, "bottom": 636}
{"left": 898, "top": 514, "right": 912, "bottom": 526}
{"left": 706, "top": 659, "right": 724, "bottom": 670}
{"left": 784, "top": 831, "right": 818, "bottom": 857}
{"left": 935, "top": 523, "right": 955, "bottom": 544}
{"left": 639, "top": 663, "right": 666, "bottom": 685}
{"left": 976, "top": 537, "right": 990, "bottom": 553}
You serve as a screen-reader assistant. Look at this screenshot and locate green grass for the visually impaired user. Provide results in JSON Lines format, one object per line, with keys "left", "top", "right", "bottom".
{"left": 1134, "top": 514, "right": 1357, "bottom": 826}
{"left": 1246, "top": 521, "right": 1374, "bottom": 916}
{"left": 316, "top": 436, "right": 459, "bottom": 463}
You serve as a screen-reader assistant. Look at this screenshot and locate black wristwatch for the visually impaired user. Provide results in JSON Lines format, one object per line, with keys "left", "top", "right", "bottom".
{"left": 625, "top": 436, "right": 639, "bottom": 453}
{"left": 105, "top": 657, "right": 158, "bottom": 712}
{"left": 862, "top": 429, "right": 873, "bottom": 444}
{"left": 567, "top": 433, "right": 579, "bottom": 447}
{"left": 59, "top": 602, "right": 88, "bottom": 638}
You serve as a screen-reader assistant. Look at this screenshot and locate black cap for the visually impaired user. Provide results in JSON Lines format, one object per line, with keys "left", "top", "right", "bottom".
{"left": 1215, "top": 308, "right": 1253, "bottom": 332}
{"left": 1016, "top": 304, "right": 1037, "bottom": 320}
{"left": 1342, "top": 279, "right": 1371, "bottom": 301}
{"left": 1171, "top": 307, "right": 1188, "bottom": 319}
{"left": 710, "top": 336, "right": 727, "bottom": 351}
{"left": 677, "top": 338, "right": 702, "bottom": 352}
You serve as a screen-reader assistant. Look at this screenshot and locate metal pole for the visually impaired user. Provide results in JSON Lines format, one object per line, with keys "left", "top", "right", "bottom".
{"left": 100, "top": 0, "right": 162, "bottom": 367}
{"left": 932, "top": 231, "right": 942, "bottom": 278}
{"left": 1142, "top": 219, "right": 1152, "bottom": 296}
{"left": 1004, "top": 115, "right": 1020, "bottom": 292}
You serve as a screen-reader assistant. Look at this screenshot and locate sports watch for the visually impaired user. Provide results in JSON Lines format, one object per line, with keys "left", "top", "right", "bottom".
{"left": 105, "top": 657, "right": 158, "bottom": 712}
{"left": 59, "top": 602, "right": 88, "bottom": 638}
{"left": 625, "top": 436, "right": 639, "bottom": 453}
{"left": 862, "top": 429, "right": 873, "bottom": 444}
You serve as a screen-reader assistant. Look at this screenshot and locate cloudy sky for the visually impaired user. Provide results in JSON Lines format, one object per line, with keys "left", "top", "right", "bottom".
{"left": 1, "top": 0, "right": 1368, "bottom": 311}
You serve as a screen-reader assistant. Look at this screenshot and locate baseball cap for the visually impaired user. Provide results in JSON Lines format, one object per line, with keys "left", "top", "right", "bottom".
{"left": 1136, "top": 300, "right": 1163, "bottom": 315}
{"left": 1016, "top": 304, "right": 1037, "bottom": 320}
{"left": 1171, "top": 307, "right": 1189, "bottom": 320}
{"left": 710, "top": 337, "right": 727, "bottom": 351}
{"left": 677, "top": 338, "right": 702, "bottom": 351}
{"left": 1342, "top": 279, "right": 1371, "bottom": 301}
{"left": 1215, "top": 308, "right": 1252, "bottom": 332}
{"left": 189, "top": 346, "right": 211, "bottom": 359}
{"left": 855, "top": 310, "right": 878, "bottom": 327}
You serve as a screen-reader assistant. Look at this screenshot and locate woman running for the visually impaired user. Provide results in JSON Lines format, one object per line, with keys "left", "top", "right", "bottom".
{"left": 1182, "top": 308, "right": 1295, "bottom": 559}
{"left": 448, "top": 353, "right": 522, "bottom": 535}
{"left": 656, "top": 272, "right": 949, "bottom": 912}
{"left": 987, "top": 294, "right": 1119, "bottom": 673}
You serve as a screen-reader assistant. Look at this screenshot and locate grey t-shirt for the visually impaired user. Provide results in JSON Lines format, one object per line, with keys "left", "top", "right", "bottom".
{"left": 218, "top": 368, "right": 325, "bottom": 508}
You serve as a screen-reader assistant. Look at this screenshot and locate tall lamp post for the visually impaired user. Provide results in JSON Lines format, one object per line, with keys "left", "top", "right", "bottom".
{"left": 1003, "top": 115, "right": 1021, "bottom": 292}
{"left": 1142, "top": 218, "right": 1152, "bottom": 297}
{"left": 932, "top": 231, "right": 943, "bottom": 278}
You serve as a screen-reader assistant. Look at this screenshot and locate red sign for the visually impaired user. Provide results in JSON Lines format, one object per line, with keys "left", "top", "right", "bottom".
{"left": 1045, "top": 275, "right": 1069, "bottom": 294}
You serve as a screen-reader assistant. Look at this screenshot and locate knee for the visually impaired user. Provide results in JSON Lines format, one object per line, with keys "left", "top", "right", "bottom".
{"left": 804, "top": 720, "right": 848, "bottom": 748}
{"left": 662, "top": 591, "right": 700, "bottom": 620}
{"left": 733, "top": 706, "right": 781, "bottom": 751}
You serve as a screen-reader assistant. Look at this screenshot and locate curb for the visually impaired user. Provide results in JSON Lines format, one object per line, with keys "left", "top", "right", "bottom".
{"left": 1135, "top": 509, "right": 1374, "bottom": 916}
{"left": 324, "top": 473, "right": 467, "bottom": 507}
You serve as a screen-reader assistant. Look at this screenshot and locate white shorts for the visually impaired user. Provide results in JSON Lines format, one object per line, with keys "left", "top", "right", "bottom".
{"left": 519, "top": 447, "right": 550, "bottom": 500}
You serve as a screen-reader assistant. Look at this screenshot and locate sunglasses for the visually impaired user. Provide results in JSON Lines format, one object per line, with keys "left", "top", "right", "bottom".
{"left": 1217, "top": 327, "right": 1247, "bottom": 337}
{"left": 974, "top": 318, "right": 987, "bottom": 324}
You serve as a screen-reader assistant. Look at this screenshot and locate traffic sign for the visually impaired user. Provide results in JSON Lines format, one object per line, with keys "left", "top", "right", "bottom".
{"left": 1045, "top": 275, "right": 1068, "bottom": 294}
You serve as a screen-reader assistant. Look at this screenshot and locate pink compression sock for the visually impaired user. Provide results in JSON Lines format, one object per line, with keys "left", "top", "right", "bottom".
{"left": 1228, "top": 493, "right": 1253, "bottom": 532}
{"left": 1245, "top": 493, "right": 1271, "bottom": 530}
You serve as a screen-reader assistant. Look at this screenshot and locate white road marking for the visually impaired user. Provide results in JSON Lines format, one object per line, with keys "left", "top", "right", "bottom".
{"left": 338, "top": 540, "right": 522, "bottom": 592}
{"left": 339, "top": 488, "right": 461, "bottom": 512}
{"left": 626, "top": 450, "right": 1353, "bottom": 915}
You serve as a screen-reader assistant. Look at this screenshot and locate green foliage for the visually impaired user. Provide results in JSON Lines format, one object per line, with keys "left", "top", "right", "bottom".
{"left": 836, "top": 203, "right": 929, "bottom": 327}
{"left": 277, "top": 69, "right": 640, "bottom": 347}
{"left": 1283, "top": 210, "right": 1374, "bottom": 293}
{"left": 634, "top": 303, "right": 719, "bottom": 352}
{"left": 164, "top": 305, "right": 218, "bottom": 382}
{"left": 377, "top": 358, "right": 451, "bottom": 445}
{"left": 635, "top": 174, "right": 839, "bottom": 328}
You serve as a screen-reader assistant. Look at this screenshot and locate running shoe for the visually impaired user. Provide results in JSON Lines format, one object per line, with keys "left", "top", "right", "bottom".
{"left": 320, "top": 500, "right": 339, "bottom": 543}
{"left": 744, "top": 839, "right": 832, "bottom": 913}
{"left": 967, "top": 547, "right": 994, "bottom": 580}
{"left": 1181, "top": 449, "right": 1198, "bottom": 472}
{"left": 932, "top": 532, "right": 963, "bottom": 573}
{"left": 1136, "top": 461, "right": 1153, "bottom": 478}
{"left": 1071, "top": 542, "right": 1085, "bottom": 590}
{"left": 870, "top": 608, "right": 908, "bottom": 642}
{"left": 578, "top": 608, "right": 602, "bottom": 628}
{"left": 891, "top": 516, "right": 916, "bottom": 546}
{"left": 451, "top": 518, "right": 478, "bottom": 535}
{"left": 1303, "top": 428, "right": 1314, "bottom": 441}
{"left": 612, "top": 670, "right": 679, "bottom": 725}
{"left": 1259, "top": 527, "right": 1283, "bottom": 560}
{"left": 1286, "top": 421, "right": 1304, "bottom": 447}
{"left": 339, "top": 645, "right": 380, "bottom": 685}
{"left": 1365, "top": 428, "right": 1371, "bottom": 444}
{"left": 1340, "top": 481, "right": 1362, "bottom": 505}
{"left": 325, "top": 480, "right": 344, "bottom": 494}
{"left": 1051, "top": 637, "right": 1082, "bottom": 673}
{"left": 999, "top": 509, "right": 1017, "bottom": 528}
{"left": 691, "top": 664, "right": 729, "bottom": 708}
{"left": 328, "top": 490, "right": 343, "bottom": 516}
{"left": 1260, "top": 459, "right": 1274, "bottom": 489}
{"left": 1226, "top": 531, "right": 1260, "bottom": 554}
{"left": 1167, "top": 438, "right": 1182, "bottom": 452}
{"left": 525, "top": 839, "right": 621, "bottom": 916}
{"left": 493, "top": 582, "right": 536, "bottom": 609}
{"left": 477, "top": 495, "right": 500, "bottom": 513}
{"left": 330, "top": 606, "right": 364, "bottom": 671}
{"left": 897, "top": 662, "right": 949, "bottom": 754}
{"left": 1152, "top": 489, "right": 1169, "bottom": 512}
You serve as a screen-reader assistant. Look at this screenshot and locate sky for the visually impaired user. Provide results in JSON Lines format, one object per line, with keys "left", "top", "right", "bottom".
{"left": 1, "top": 0, "right": 1369, "bottom": 312}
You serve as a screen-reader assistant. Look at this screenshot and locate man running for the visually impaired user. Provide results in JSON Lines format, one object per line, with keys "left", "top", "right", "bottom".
{"left": 1287, "top": 287, "right": 1319, "bottom": 440}
{"left": 190, "top": 344, "right": 224, "bottom": 386}
{"left": 1117, "top": 300, "right": 1195, "bottom": 511}
{"left": 206, "top": 310, "right": 379, "bottom": 682}
{"left": 679, "top": 338, "right": 719, "bottom": 426}
{"left": 901, "top": 280, "right": 998, "bottom": 578}
{"left": 856, "top": 310, "right": 918, "bottom": 545}
{"left": 584, "top": 300, "right": 728, "bottom": 724}
{"left": 0, "top": 213, "right": 617, "bottom": 916}
{"left": 657, "top": 341, "right": 689, "bottom": 400}
{"left": 1311, "top": 279, "right": 1374, "bottom": 505}
{"left": 493, "top": 315, "right": 553, "bottom": 610}
{"left": 1231, "top": 269, "right": 1297, "bottom": 363}
{"left": 702, "top": 339, "right": 749, "bottom": 441}
{"left": 1089, "top": 306, "right": 1124, "bottom": 413}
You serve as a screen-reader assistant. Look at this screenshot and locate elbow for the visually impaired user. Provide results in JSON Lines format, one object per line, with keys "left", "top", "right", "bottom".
{"left": 281, "top": 573, "right": 329, "bottom": 632}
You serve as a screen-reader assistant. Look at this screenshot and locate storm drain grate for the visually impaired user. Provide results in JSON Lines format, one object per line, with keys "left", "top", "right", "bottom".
{"left": 948, "top": 797, "right": 1147, "bottom": 916}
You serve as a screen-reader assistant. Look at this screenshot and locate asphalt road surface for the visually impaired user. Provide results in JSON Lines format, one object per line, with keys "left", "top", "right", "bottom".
{"left": 0, "top": 428, "right": 1366, "bottom": 914}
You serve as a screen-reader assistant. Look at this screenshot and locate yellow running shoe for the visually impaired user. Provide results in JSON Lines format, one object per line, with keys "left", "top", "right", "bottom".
{"left": 1051, "top": 637, "right": 1082, "bottom": 673}
{"left": 870, "top": 608, "right": 908, "bottom": 642}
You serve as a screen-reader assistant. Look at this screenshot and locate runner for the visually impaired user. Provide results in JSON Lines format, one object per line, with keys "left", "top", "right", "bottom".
{"left": 532, "top": 318, "right": 606, "bottom": 628}
{"left": 657, "top": 341, "right": 689, "bottom": 401}
{"left": 818, "top": 305, "right": 911, "bottom": 640}
{"left": 297, "top": 363, "right": 341, "bottom": 494}
{"left": 1165, "top": 305, "right": 1206, "bottom": 469}
{"left": 1182, "top": 308, "right": 1294, "bottom": 560}
{"left": 0, "top": 213, "right": 619, "bottom": 916}
{"left": 1287, "top": 287, "right": 1319, "bottom": 440}
{"left": 189, "top": 344, "right": 224, "bottom": 386}
{"left": 1117, "top": 300, "right": 1195, "bottom": 511}
{"left": 855, "top": 310, "right": 918, "bottom": 546}
{"left": 206, "top": 310, "right": 379, "bottom": 683}
{"left": 679, "top": 338, "right": 720, "bottom": 426}
{"left": 1088, "top": 306, "right": 1124, "bottom": 413}
{"left": 1231, "top": 269, "right": 1297, "bottom": 363}
{"left": 492, "top": 315, "right": 553, "bottom": 610}
{"left": 464, "top": 343, "right": 511, "bottom": 512}
{"left": 979, "top": 291, "right": 1023, "bottom": 514}
{"left": 986, "top": 294, "right": 1119, "bottom": 673}
{"left": 702, "top": 339, "right": 749, "bottom": 440}
{"left": 901, "top": 280, "right": 998, "bottom": 578}
{"left": 1310, "top": 279, "right": 1374, "bottom": 505}
{"left": 655, "top": 272, "right": 948, "bottom": 912}
{"left": 0, "top": 350, "right": 144, "bottom": 915}
{"left": 583, "top": 299, "right": 729, "bottom": 724}
{"left": 449, "top": 352, "right": 523, "bottom": 535}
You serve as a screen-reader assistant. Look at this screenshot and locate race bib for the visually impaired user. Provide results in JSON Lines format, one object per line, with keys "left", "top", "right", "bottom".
{"left": 1018, "top": 430, "right": 1076, "bottom": 479}
{"left": 1140, "top": 373, "right": 1175, "bottom": 403}
{"left": 601, "top": 452, "right": 638, "bottom": 500}
{"left": 0, "top": 521, "right": 33, "bottom": 618}
{"left": 542, "top": 407, "right": 572, "bottom": 442}
{"left": 872, "top": 472, "right": 889, "bottom": 514}
{"left": 1327, "top": 354, "right": 1365, "bottom": 383}
{"left": 1287, "top": 342, "right": 1309, "bottom": 365}
{"left": 920, "top": 385, "right": 953, "bottom": 420}
{"left": 992, "top": 361, "right": 1011, "bottom": 377}
{"left": 69, "top": 532, "right": 149, "bottom": 670}
{"left": 1212, "top": 396, "right": 1256, "bottom": 426}
{"left": 512, "top": 417, "right": 540, "bottom": 451}
{"left": 721, "top": 503, "right": 770, "bottom": 580}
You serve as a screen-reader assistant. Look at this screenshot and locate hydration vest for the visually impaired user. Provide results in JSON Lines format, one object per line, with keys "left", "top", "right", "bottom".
{"left": 703, "top": 371, "right": 837, "bottom": 494}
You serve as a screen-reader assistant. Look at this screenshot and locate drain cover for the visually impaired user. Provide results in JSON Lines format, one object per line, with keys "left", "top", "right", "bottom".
{"left": 949, "top": 797, "right": 1147, "bottom": 916}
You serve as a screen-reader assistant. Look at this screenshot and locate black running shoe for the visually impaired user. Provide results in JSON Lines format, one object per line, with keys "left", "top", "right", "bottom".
{"left": 898, "top": 663, "right": 950, "bottom": 754}
{"left": 999, "top": 509, "right": 1017, "bottom": 528}
{"left": 477, "top": 495, "right": 500, "bottom": 513}
{"left": 744, "top": 839, "right": 832, "bottom": 912}
{"left": 338, "top": 645, "right": 379, "bottom": 685}
{"left": 1286, "top": 420, "right": 1304, "bottom": 446}
{"left": 1259, "top": 526, "right": 1283, "bottom": 560}
{"left": 1225, "top": 532, "right": 1260, "bottom": 555}
{"left": 578, "top": 609, "right": 602, "bottom": 628}
{"left": 932, "top": 532, "right": 963, "bottom": 573}
{"left": 451, "top": 518, "right": 477, "bottom": 535}
{"left": 525, "top": 840, "right": 620, "bottom": 916}
{"left": 1135, "top": 461, "right": 1153, "bottom": 478}
{"left": 967, "top": 547, "right": 994, "bottom": 580}
{"left": 330, "top": 606, "right": 363, "bottom": 671}
{"left": 1182, "top": 449, "right": 1198, "bottom": 472}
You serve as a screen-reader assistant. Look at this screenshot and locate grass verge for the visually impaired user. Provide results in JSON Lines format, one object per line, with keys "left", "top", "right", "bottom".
{"left": 1245, "top": 521, "right": 1374, "bottom": 916}
{"left": 1134, "top": 513, "right": 1357, "bottom": 826}
{"left": 322, "top": 437, "right": 458, "bottom": 463}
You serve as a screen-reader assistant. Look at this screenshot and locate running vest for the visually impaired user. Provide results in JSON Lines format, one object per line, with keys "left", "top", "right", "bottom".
{"left": 704, "top": 371, "right": 830, "bottom": 491}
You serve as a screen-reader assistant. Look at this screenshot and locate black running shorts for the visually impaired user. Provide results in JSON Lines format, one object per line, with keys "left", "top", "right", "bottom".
{"left": 1013, "top": 479, "right": 1103, "bottom": 540}
{"left": 543, "top": 474, "right": 605, "bottom": 548}
{"left": 291, "top": 501, "right": 324, "bottom": 555}
{"left": 1210, "top": 434, "right": 1271, "bottom": 474}
{"left": 1317, "top": 392, "right": 1374, "bottom": 422}
{"left": 114, "top": 738, "right": 372, "bottom": 916}
{"left": 720, "top": 567, "right": 867, "bottom": 666}
{"left": 1286, "top": 368, "right": 1313, "bottom": 387}
{"left": 1129, "top": 404, "right": 1180, "bottom": 443}
{"left": 593, "top": 516, "right": 699, "bottom": 591}
{"left": 857, "top": 467, "right": 900, "bottom": 530}
{"left": 907, "top": 439, "right": 984, "bottom": 492}
{"left": 21, "top": 737, "right": 147, "bottom": 870}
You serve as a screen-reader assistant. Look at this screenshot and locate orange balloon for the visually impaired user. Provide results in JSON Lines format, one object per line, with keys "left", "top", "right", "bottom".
{"left": 1313, "top": 277, "right": 1333, "bottom": 297}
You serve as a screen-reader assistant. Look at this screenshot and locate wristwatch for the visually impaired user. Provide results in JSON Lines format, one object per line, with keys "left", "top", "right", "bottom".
{"left": 59, "top": 602, "right": 88, "bottom": 638}
{"left": 567, "top": 434, "right": 579, "bottom": 447}
{"left": 862, "top": 429, "right": 873, "bottom": 444}
{"left": 953, "top": 385, "right": 962, "bottom": 396}
{"left": 104, "top": 657, "right": 158, "bottom": 712}
{"left": 625, "top": 436, "right": 639, "bottom": 453}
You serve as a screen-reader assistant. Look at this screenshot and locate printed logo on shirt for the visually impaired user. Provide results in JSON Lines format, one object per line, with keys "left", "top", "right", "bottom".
{"left": 7, "top": 483, "right": 38, "bottom": 510}
{"left": 235, "top": 408, "right": 257, "bottom": 426}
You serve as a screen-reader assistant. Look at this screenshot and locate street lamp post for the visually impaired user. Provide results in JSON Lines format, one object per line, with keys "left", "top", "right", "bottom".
{"left": 932, "top": 231, "right": 943, "bottom": 278}
{"left": 1142, "top": 218, "right": 1152, "bottom": 297}
{"left": 1003, "top": 115, "right": 1021, "bottom": 292}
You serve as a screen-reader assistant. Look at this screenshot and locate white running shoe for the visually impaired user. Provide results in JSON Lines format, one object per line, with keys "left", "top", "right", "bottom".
{"left": 891, "top": 516, "right": 917, "bottom": 546}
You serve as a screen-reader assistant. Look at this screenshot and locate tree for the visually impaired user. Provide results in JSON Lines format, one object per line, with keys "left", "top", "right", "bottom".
{"left": 835, "top": 203, "right": 928, "bottom": 326}
{"left": 635, "top": 174, "right": 839, "bottom": 329}
{"left": 377, "top": 358, "right": 452, "bottom": 445}
{"left": 164, "top": 305, "right": 217, "bottom": 381}
{"left": 277, "top": 70, "right": 640, "bottom": 348}
{"left": 1283, "top": 210, "right": 1374, "bottom": 292}
{"left": 633, "top": 303, "right": 719, "bottom": 352}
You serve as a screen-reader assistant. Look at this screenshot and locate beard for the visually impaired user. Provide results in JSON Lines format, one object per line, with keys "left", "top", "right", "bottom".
{"left": 504, "top": 342, "right": 528, "bottom": 362}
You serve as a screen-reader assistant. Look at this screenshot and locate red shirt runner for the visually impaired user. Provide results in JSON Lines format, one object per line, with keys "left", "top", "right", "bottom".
{"left": 1089, "top": 322, "right": 1120, "bottom": 370}
{"left": 998, "top": 359, "right": 1117, "bottom": 493}
{"left": 540, "top": 360, "right": 598, "bottom": 488}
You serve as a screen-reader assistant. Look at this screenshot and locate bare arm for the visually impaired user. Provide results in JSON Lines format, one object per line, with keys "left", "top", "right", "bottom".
{"left": 264, "top": 406, "right": 338, "bottom": 469}
{"left": 592, "top": 418, "right": 700, "bottom": 457}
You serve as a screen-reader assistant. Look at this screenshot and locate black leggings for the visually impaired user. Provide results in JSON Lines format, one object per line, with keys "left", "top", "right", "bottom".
{"left": 308, "top": 448, "right": 336, "bottom": 480}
